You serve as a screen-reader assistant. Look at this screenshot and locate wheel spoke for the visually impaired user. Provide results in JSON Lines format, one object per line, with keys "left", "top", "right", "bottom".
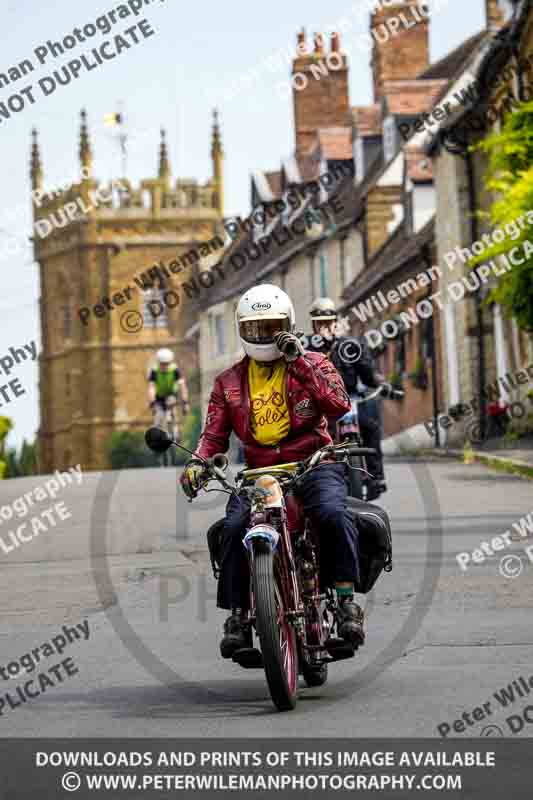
{"left": 275, "top": 579, "right": 295, "bottom": 691}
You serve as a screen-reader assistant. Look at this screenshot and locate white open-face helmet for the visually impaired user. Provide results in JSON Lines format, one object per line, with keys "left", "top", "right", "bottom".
{"left": 236, "top": 284, "right": 295, "bottom": 362}
{"left": 156, "top": 348, "right": 174, "bottom": 364}
{"left": 309, "top": 297, "right": 338, "bottom": 338}
{"left": 309, "top": 297, "right": 337, "bottom": 322}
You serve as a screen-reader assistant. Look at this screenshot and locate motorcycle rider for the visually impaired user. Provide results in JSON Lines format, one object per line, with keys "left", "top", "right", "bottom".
{"left": 148, "top": 348, "right": 190, "bottom": 431}
{"left": 305, "top": 298, "right": 386, "bottom": 493}
{"left": 179, "top": 284, "right": 365, "bottom": 658}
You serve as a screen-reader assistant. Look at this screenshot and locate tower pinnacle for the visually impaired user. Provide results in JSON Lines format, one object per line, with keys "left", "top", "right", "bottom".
{"left": 159, "top": 128, "right": 171, "bottom": 184}
{"left": 79, "top": 109, "right": 93, "bottom": 176}
{"left": 30, "top": 128, "right": 43, "bottom": 192}
{"left": 211, "top": 109, "right": 224, "bottom": 215}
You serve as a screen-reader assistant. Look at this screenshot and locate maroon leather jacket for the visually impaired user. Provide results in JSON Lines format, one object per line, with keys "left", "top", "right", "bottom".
{"left": 194, "top": 353, "right": 350, "bottom": 468}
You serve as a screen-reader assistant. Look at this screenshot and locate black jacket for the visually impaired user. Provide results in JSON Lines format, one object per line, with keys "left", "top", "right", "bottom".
{"left": 305, "top": 334, "right": 378, "bottom": 395}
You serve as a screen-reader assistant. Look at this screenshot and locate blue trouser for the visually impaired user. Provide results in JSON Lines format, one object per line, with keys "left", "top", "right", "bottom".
{"left": 217, "top": 463, "right": 360, "bottom": 610}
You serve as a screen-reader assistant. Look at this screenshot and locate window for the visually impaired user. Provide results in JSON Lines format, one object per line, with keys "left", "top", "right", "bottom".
{"left": 319, "top": 245, "right": 328, "bottom": 296}
{"left": 319, "top": 160, "right": 328, "bottom": 205}
{"left": 339, "top": 238, "right": 346, "bottom": 288}
{"left": 215, "top": 315, "right": 226, "bottom": 355}
{"left": 62, "top": 303, "right": 72, "bottom": 338}
{"left": 395, "top": 330, "right": 406, "bottom": 375}
{"left": 143, "top": 288, "right": 168, "bottom": 328}
{"left": 309, "top": 254, "right": 316, "bottom": 301}
{"left": 383, "top": 116, "right": 397, "bottom": 163}
{"left": 420, "top": 315, "right": 434, "bottom": 360}
{"left": 281, "top": 192, "right": 290, "bottom": 226}
{"left": 354, "top": 137, "right": 365, "bottom": 183}
{"left": 252, "top": 204, "right": 266, "bottom": 242}
{"left": 209, "top": 312, "right": 226, "bottom": 356}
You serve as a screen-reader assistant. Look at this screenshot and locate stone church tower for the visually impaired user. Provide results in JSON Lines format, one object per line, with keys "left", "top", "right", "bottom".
{"left": 34, "top": 110, "right": 224, "bottom": 472}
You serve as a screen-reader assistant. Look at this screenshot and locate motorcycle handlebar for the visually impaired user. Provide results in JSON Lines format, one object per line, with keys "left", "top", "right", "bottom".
{"left": 207, "top": 453, "right": 229, "bottom": 472}
{"left": 390, "top": 388, "right": 405, "bottom": 400}
{"left": 378, "top": 383, "right": 404, "bottom": 401}
{"left": 190, "top": 444, "right": 378, "bottom": 500}
{"left": 344, "top": 446, "right": 378, "bottom": 457}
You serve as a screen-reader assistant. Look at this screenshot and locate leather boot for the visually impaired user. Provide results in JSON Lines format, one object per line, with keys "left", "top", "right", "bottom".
{"left": 220, "top": 610, "right": 251, "bottom": 659}
{"left": 337, "top": 597, "right": 365, "bottom": 647}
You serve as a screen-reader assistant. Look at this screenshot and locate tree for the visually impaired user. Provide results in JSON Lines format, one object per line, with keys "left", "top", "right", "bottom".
{"left": 471, "top": 101, "right": 533, "bottom": 330}
{"left": 0, "top": 417, "right": 13, "bottom": 479}
{"left": 4, "top": 439, "right": 37, "bottom": 478}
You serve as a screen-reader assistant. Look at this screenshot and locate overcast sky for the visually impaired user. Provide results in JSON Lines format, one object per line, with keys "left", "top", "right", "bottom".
{"left": 0, "top": 0, "right": 487, "bottom": 450}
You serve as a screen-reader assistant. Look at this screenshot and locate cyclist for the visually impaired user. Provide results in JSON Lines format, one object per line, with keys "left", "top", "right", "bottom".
{"left": 148, "top": 348, "right": 190, "bottom": 437}
{"left": 179, "top": 285, "right": 365, "bottom": 658}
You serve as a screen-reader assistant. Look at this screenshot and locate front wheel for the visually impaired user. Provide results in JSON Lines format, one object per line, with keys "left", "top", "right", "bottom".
{"left": 253, "top": 542, "right": 298, "bottom": 711}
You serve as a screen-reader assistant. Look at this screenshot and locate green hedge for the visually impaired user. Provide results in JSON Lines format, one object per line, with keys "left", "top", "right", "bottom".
{"left": 107, "top": 405, "right": 203, "bottom": 469}
{"left": 107, "top": 430, "right": 160, "bottom": 469}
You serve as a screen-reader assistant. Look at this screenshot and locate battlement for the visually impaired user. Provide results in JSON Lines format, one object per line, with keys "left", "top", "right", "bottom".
{"left": 30, "top": 109, "right": 224, "bottom": 235}
{"left": 33, "top": 175, "right": 219, "bottom": 220}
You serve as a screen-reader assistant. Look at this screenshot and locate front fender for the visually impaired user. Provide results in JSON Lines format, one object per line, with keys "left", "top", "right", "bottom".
{"left": 243, "top": 524, "right": 280, "bottom": 553}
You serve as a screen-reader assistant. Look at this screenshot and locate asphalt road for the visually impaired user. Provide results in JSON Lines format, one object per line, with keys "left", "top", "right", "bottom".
{"left": 1, "top": 457, "right": 532, "bottom": 737}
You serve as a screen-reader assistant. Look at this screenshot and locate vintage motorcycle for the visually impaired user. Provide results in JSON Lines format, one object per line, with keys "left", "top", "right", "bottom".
{"left": 146, "top": 427, "right": 392, "bottom": 712}
{"left": 337, "top": 383, "right": 404, "bottom": 501}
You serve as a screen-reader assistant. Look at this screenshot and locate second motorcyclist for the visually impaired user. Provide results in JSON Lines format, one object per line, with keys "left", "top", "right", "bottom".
{"left": 179, "top": 284, "right": 366, "bottom": 659}
{"left": 304, "top": 298, "right": 387, "bottom": 494}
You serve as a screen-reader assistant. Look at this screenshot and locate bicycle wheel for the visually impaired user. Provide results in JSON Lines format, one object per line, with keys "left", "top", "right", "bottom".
{"left": 253, "top": 540, "right": 298, "bottom": 711}
{"left": 165, "top": 412, "right": 178, "bottom": 466}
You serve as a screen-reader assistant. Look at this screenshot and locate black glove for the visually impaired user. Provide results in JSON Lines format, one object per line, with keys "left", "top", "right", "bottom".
{"left": 274, "top": 331, "right": 306, "bottom": 363}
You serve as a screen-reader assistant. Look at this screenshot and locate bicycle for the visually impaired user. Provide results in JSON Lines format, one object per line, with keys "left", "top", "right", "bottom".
{"left": 151, "top": 397, "right": 180, "bottom": 467}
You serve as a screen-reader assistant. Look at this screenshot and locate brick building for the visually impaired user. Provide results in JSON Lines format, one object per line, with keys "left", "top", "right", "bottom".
{"left": 35, "top": 110, "right": 224, "bottom": 472}
{"left": 339, "top": 1, "right": 491, "bottom": 441}
{"left": 197, "top": 0, "right": 530, "bottom": 450}
{"left": 419, "top": 0, "right": 533, "bottom": 444}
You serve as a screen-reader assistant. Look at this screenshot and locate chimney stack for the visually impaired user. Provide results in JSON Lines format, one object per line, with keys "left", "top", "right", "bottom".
{"left": 292, "top": 29, "right": 350, "bottom": 155}
{"left": 313, "top": 33, "right": 325, "bottom": 55}
{"left": 485, "top": 0, "right": 506, "bottom": 32}
{"left": 371, "top": 1, "right": 430, "bottom": 102}
{"left": 297, "top": 28, "right": 308, "bottom": 56}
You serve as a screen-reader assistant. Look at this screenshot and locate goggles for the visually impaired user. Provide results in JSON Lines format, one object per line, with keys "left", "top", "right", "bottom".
{"left": 239, "top": 315, "right": 291, "bottom": 344}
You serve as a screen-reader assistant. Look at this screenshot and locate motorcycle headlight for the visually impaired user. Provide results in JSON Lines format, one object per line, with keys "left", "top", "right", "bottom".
{"left": 255, "top": 475, "right": 283, "bottom": 507}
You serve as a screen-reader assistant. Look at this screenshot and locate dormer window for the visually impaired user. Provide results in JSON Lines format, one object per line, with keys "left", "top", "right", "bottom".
{"left": 252, "top": 205, "right": 266, "bottom": 243}
{"left": 383, "top": 116, "right": 397, "bottom": 163}
{"left": 355, "top": 137, "right": 365, "bottom": 184}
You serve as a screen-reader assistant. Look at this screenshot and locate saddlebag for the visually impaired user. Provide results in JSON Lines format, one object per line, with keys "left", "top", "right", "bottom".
{"left": 347, "top": 497, "right": 392, "bottom": 594}
{"left": 206, "top": 518, "right": 225, "bottom": 579}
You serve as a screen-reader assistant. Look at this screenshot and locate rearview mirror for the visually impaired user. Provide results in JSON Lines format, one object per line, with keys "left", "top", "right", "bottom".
{"left": 145, "top": 426, "right": 173, "bottom": 453}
